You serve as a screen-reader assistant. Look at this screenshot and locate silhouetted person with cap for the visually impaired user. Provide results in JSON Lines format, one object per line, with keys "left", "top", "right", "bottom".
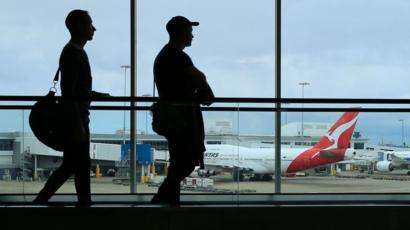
{"left": 151, "top": 16, "right": 215, "bottom": 205}
{"left": 33, "top": 9, "right": 109, "bottom": 207}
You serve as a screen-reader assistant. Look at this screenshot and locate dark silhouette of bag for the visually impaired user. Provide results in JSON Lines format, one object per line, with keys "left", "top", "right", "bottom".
{"left": 30, "top": 91, "right": 65, "bottom": 151}
{"left": 29, "top": 69, "right": 87, "bottom": 151}
{"left": 151, "top": 101, "right": 188, "bottom": 136}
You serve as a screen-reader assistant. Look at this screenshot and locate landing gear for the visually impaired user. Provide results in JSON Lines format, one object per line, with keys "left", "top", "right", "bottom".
{"left": 249, "top": 174, "right": 262, "bottom": 181}
{"left": 249, "top": 174, "right": 273, "bottom": 181}
{"left": 232, "top": 169, "right": 244, "bottom": 182}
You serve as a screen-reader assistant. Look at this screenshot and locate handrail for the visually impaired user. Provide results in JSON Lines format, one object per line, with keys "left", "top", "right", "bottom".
{"left": 1, "top": 96, "right": 410, "bottom": 104}
{"left": 1, "top": 105, "right": 410, "bottom": 112}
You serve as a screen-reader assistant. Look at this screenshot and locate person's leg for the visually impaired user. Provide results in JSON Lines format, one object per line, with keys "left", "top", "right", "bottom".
{"left": 151, "top": 138, "right": 196, "bottom": 204}
{"left": 151, "top": 164, "right": 174, "bottom": 204}
{"left": 73, "top": 142, "right": 91, "bottom": 205}
{"left": 74, "top": 126, "right": 91, "bottom": 206}
{"left": 152, "top": 161, "right": 195, "bottom": 205}
{"left": 167, "top": 160, "right": 196, "bottom": 204}
{"left": 33, "top": 151, "right": 75, "bottom": 203}
{"left": 151, "top": 137, "right": 178, "bottom": 204}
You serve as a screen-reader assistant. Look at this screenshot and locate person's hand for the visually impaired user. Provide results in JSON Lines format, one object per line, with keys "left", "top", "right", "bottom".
{"left": 202, "top": 99, "right": 213, "bottom": 106}
{"left": 100, "top": 93, "right": 111, "bottom": 97}
{"left": 91, "top": 91, "right": 111, "bottom": 98}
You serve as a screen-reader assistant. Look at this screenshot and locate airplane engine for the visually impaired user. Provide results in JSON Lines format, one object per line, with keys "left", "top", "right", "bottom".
{"left": 376, "top": 161, "right": 394, "bottom": 172}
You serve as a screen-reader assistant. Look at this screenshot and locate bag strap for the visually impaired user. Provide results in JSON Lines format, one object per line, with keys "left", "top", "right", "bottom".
{"left": 50, "top": 67, "right": 60, "bottom": 93}
{"left": 53, "top": 67, "right": 60, "bottom": 82}
{"left": 153, "top": 76, "right": 156, "bottom": 97}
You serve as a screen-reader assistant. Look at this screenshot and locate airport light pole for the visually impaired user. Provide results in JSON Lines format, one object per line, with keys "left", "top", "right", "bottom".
{"left": 399, "top": 119, "right": 405, "bottom": 147}
{"left": 299, "top": 82, "right": 310, "bottom": 136}
{"left": 142, "top": 94, "right": 152, "bottom": 134}
{"left": 120, "top": 65, "right": 131, "bottom": 146}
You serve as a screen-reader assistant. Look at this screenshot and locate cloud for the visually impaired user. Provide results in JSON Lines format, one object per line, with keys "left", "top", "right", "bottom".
{"left": 283, "top": 50, "right": 410, "bottom": 99}
{"left": 236, "top": 55, "right": 274, "bottom": 65}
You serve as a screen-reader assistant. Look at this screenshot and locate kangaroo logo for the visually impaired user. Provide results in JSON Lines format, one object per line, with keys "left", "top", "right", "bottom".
{"left": 311, "top": 112, "right": 359, "bottom": 159}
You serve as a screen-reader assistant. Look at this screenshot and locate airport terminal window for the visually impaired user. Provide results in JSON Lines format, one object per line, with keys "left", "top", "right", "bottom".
{"left": 0, "top": 1, "right": 130, "bottom": 195}
{"left": 206, "top": 141, "right": 222, "bottom": 145}
{"left": 282, "top": 0, "right": 410, "bottom": 99}
{"left": 354, "top": 143, "right": 365, "bottom": 150}
{"left": 137, "top": 0, "right": 275, "bottom": 98}
{"left": 3, "top": 0, "right": 410, "bottom": 204}
{"left": 0, "top": 140, "right": 13, "bottom": 151}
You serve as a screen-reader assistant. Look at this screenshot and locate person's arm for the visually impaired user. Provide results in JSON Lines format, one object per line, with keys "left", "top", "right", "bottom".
{"left": 183, "top": 66, "right": 215, "bottom": 106}
{"left": 90, "top": 91, "right": 111, "bottom": 98}
{"left": 197, "top": 81, "right": 215, "bottom": 106}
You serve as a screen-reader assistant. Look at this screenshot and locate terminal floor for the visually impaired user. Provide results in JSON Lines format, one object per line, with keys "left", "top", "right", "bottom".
{"left": 1, "top": 204, "right": 410, "bottom": 230}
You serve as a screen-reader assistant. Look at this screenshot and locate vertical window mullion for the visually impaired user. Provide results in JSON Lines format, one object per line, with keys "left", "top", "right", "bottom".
{"left": 274, "top": 0, "right": 282, "bottom": 194}
{"left": 130, "top": 0, "right": 137, "bottom": 193}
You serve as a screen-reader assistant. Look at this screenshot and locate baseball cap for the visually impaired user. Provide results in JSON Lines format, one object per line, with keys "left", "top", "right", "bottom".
{"left": 166, "top": 16, "right": 199, "bottom": 33}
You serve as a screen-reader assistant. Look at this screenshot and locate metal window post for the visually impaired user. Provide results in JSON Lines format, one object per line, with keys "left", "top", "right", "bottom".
{"left": 299, "top": 82, "right": 310, "bottom": 137}
{"left": 121, "top": 65, "right": 131, "bottom": 146}
{"left": 274, "top": 0, "right": 282, "bottom": 193}
{"left": 399, "top": 119, "right": 405, "bottom": 147}
{"left": 130, "top": 0, "right": 137, "bottom": 193}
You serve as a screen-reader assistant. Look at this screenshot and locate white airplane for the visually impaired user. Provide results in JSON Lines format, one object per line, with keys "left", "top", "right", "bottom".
{"left": 375, "top": 151, "right": 410, "bottom": 174}
{"left": 199, "top": 111, "right": 360, "bottom": 181}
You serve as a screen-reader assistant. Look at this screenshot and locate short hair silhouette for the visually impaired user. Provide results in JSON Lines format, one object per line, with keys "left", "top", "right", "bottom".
{"left": 65, "top": 10, "right": 90, "bottom": 34}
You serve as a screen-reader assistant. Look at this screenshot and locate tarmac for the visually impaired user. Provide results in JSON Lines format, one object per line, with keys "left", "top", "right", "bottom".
{"left": 2, "top": 172, "right": 410, "bottom": 194}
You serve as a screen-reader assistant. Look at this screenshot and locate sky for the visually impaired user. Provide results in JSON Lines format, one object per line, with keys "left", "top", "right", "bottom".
{"left": 1, "top": 0, "right": 410, "bottom": 145}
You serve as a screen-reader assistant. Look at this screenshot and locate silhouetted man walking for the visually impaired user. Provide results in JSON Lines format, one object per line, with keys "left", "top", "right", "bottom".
{"left": 33, "top": 10, "right": 109, "bottom": 207}
{"left": 151, "top": 16, "right": 214, "bottom": 205}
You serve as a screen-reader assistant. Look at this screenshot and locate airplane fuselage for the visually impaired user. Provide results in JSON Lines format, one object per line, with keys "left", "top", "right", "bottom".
{"left": 203, "top": 144, "right": 352, "bottom": 175}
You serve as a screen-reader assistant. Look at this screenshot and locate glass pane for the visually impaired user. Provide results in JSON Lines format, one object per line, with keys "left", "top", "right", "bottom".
{"left": 234, "top": 111, "right": 276, "bottom": 193}
{"left": 0, "top": 110, "right": 24, "bottom": 194}
{"left": 89, "top": 110, "right": 130, "bottom": 194}
{"left": 283, "top": 0, "right": 409, "bottom": 98}
{"left": 135, "top": 109, "right": 165, "bottom": 194}
{"left": 140, "top": 102, "right": 276, "bottom": 202}
{"left": 0, "top": 1, "right": 130, "bottom": 96}
{"left": 10, "top": 109, "right": 130, "bottom": 195}
{"left": 281, "top": 111, "right": 410, "bottom": 193}
{"left": 137, "top": 0, "right": 275, "bottom": 98}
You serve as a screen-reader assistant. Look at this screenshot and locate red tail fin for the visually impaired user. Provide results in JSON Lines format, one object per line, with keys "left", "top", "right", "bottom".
{"left": 313, "top": 111, "right": 359, "bottom": 150}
